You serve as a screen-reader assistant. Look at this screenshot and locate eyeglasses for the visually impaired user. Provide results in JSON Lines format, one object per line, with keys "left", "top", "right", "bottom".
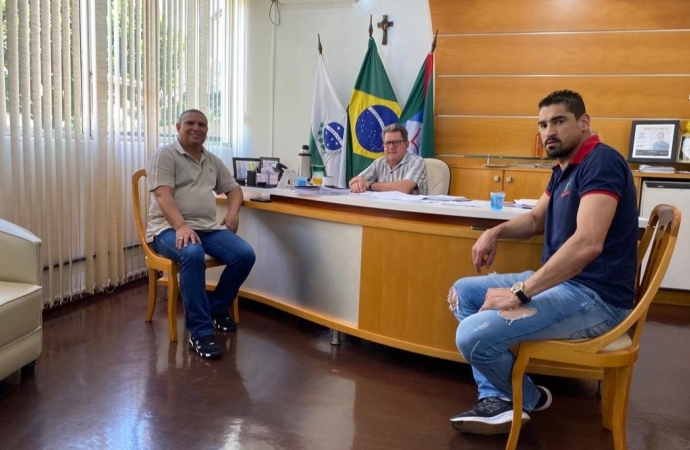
{"left": 383, "top": 140, "right": 405, "bottom": 148}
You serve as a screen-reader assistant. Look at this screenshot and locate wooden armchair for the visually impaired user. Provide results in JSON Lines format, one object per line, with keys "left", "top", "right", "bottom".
{"left": 507, "top": 204, "right": 681, "bottom": 450}
{"left": 131, "top": 169, "right": 239, "bottom": 342}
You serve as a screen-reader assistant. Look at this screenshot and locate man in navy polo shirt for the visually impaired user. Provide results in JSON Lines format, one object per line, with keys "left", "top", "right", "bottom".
{"left": 447, "top": 90, "right": 638, "bottom": 435}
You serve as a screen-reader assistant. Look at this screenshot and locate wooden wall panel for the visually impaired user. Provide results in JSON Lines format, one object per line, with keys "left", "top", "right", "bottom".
{"left": 429, "top": 0, "right": 690, "bottom": 34}
{"left": 436, "top": 117, "right": 635, "bottom": 159}
{"left": 436, "top": 76, "right": 690, "bottom": 119}
{"left": 436, "top": 117, "right": 537, "bottom": 156}
{"left": 435, "top": 32, "right": 690, "bottom": 76}
{"left": 429, "top": 0, "right": 690, "bottom": 161}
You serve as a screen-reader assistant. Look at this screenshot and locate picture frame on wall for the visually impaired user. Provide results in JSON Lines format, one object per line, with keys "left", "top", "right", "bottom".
{"left": 678, "top": 135, "right": 690, "bottom": 164}
{"left": 232, "top": 157, "right": 260, "bottom": 180}
{"left": 627, "top": 120, "right": 680, "bottom": 164}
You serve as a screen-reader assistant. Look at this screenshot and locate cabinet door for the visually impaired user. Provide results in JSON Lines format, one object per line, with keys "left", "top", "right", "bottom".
{"left": 450, "top": 168, "right": 502, "bottom": 199}
{"left": 502, "top": 170, "right": 551, "bottom": 201}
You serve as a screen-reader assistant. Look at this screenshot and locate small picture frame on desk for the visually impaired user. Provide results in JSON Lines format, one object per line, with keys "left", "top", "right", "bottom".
{"left": 259, "top": 157, "right": 280, "bottom": 172}
{"left": 678, "top": 135, "right": 690, "bottom": 164}
{"left": 232, "top": 157, "right": 260, "bottom": 181}
{"left": 627, "top": 120, "right": 680, "bottom": 164}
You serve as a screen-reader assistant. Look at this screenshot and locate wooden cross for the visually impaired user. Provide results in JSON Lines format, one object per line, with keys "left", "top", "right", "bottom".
{"left": 377, "top": 15, "right": 393, "bottom": 45}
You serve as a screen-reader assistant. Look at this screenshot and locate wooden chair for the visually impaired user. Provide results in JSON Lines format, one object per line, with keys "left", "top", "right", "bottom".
{"left": 507, "top": 204, "right": 681, "bottom": 450}
{"left": 131, "top": 169, "right": 239, "bottom": 342}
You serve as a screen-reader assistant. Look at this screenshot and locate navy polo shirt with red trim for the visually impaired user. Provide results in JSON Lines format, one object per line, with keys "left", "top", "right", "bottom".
{"left": 543, "top": 135, "right": 638, "bottom": 310}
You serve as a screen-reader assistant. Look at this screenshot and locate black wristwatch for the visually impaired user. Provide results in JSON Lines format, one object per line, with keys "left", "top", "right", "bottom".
{"left": 510, "top": 281, "right": 531, "bottom": 305}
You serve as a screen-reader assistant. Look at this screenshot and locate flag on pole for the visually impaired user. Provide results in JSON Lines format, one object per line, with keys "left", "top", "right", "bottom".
{"left": 399, "top": 51, "right": 435, "bottom": 158}
{"left": 309, "top": 54, "right": 348, "bottom": 188}
{"left": 346, "top": 37, "right": 401, "bottom": 178}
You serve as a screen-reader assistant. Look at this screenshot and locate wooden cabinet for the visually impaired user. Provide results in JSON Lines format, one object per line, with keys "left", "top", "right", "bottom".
{"left": 502, "top": 169, "right": 552, "bottom": 201}
{"left": 450, "top": 167, "right": 552, "bottom": 201}
{"left": 449, "top": 168, "right": 498, "bottom": 200}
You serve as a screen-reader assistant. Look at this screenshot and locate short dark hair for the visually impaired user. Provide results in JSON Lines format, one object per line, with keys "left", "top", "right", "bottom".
{"left": 538, "top": 90, "right": 586, "bottom": 119}
{"left": 381, "top": 123, "right": 408, "bottom": 141}
{"left": 178, "top": 109, "right": 207, "bottom": 124}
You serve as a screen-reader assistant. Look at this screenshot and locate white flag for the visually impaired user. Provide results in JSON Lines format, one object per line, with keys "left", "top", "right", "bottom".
{"left": 309, "top": 55, "right": 347, "bottom": 188}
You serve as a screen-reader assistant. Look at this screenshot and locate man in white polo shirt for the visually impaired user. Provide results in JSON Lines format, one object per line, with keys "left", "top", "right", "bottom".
{"left": 146, "top": 109, "right": 255, "bottom": 359}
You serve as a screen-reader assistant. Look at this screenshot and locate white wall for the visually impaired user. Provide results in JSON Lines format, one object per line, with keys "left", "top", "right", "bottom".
{"left": 243, "top": 0, "right": 432, "bottom": 169}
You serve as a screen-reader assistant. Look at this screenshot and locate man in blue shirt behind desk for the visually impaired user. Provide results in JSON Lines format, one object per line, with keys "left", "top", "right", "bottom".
{"left": 447, "top": 90, "right": 638, "bottom": 435}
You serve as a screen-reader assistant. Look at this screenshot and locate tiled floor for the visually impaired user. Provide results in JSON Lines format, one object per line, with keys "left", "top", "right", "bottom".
{"left": 1, "top": 282, "right": 689, "bottom": 450}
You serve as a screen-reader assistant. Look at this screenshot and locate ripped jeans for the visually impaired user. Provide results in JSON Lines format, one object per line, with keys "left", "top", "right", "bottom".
{"left": 449, "top": 271, "right": 630, "bottom": 412}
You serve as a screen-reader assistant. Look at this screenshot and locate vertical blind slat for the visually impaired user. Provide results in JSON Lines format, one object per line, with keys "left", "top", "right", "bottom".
{"left": 1, "top": 0, "right": 237, "bottom": 307}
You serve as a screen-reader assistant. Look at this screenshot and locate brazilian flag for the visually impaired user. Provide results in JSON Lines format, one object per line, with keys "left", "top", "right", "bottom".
{"left": 346, "top": 38, "right": 401, "bottom": 179}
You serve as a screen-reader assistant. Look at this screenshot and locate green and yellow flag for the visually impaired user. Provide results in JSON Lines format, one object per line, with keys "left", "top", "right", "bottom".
{"left": 346, "top": 38, "right": 401, "bottom": 179}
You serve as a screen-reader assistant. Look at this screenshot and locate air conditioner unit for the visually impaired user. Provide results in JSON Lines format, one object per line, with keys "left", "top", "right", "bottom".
{"left": 279, "top": 0, "right": 357, "bottom": 7}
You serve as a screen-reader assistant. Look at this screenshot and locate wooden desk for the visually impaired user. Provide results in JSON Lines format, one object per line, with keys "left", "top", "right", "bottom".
{"left": 211, "top": 188, "right": 631, "bottom": 379}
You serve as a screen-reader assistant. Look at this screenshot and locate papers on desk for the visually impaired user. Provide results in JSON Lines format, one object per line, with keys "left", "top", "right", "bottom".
{"left": 418, "top": 195, "right": 469, "bottom": 204}
{"left": 295, "top": 186, "right": 350, "bottom": 196}
{"left": 513, "top": 198, "right": 538, "bottom": 209}
{"left": 639, "top": 165, "right": 676, "bottom": 173}
{"left": 455, "top": 200, "right": 490, "bottom": 208}
{"left": 358, "top": 190, "right": 416, "bottom": 201}
{"left": 358, "top": 191, "right": 470, "bottom": 204}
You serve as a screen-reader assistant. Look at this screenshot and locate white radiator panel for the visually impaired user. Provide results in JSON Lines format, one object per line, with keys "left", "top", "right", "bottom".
{"left": 640, "top": 181, "right": 690, "bottom": 291}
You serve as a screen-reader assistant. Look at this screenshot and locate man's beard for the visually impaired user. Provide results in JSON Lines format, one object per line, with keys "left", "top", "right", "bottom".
{"left": 544, "top": 140, "right": 573, "bottom": 158}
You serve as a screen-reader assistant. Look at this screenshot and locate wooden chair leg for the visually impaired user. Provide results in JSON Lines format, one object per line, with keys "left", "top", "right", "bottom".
{"left": 602, "top": 368, "right": 617, "bottom": 430}
{"left": 233, "top": 296, "right": 240, "bottom": 324}
{"left": 507, "top": 348, "right": 530, "bottom": 450}
{"left": 145, "top": 269, "right": 157, "bottom": 322}
{"left": 612, "top": 365, "right": 633, "bottom": 450}
{"left": 168, "top": 276, "right": 179, "bottom": 342}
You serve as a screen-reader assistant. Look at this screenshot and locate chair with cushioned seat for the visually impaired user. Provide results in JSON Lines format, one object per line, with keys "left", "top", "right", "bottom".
{"left": 424, "top": 158, "right": 451, "bottom": 196}
{"left": 131, "top": 169, "right": 239, "bottom": 342}
{"left": 506, "top": 204, "right": 681, "bottom": 450}
{"left": 0, "top": 219, "right": 42, "bottom": 382}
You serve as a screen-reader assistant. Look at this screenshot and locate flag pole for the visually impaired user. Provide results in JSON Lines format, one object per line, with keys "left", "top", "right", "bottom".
{"left": 431, "top": 29, "right": 438, "bottom": 53}
{"left": 317, "top": 34, "right": 322, "bottom": 56}
{"left": 368, "top": 15, "right": 373, "bottom": 38}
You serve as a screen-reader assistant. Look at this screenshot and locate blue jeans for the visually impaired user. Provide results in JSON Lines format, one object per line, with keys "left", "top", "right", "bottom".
{"left": 450, "top": 271, "right": 630, "bottom": 412}
{"left": 152, "top": 228, "right": 256, "bottom": 339}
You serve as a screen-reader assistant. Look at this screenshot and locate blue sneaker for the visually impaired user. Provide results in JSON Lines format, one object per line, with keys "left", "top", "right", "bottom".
{"left": 212, "top": 313, "right": 237, "bottom": 332}
{"left": 450, "top": 397, "right": 530, "bottom": 435}
{"left": 533, "top": 386, "right": 552, "bottom": 412}
{"left": 188, "top": 335, "right": 222, "bottom": 359}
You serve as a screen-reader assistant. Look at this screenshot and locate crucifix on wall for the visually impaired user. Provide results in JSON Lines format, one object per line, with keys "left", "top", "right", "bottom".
{"left": 377, "top": 15, "right": 394, "bottom": 45}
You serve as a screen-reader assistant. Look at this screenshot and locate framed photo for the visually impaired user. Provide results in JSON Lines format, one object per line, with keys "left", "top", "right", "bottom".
{"left": 232, "top": 157, "right": 260, "bottom": 180}
{"left": 628, "top": 120, "right": 680, "bottom": 163}
{"left": 678, "top": 135, "right": 690, "bottom": 164}
{"left": 259, "top": 157, "right": 280, "bottom": 172}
